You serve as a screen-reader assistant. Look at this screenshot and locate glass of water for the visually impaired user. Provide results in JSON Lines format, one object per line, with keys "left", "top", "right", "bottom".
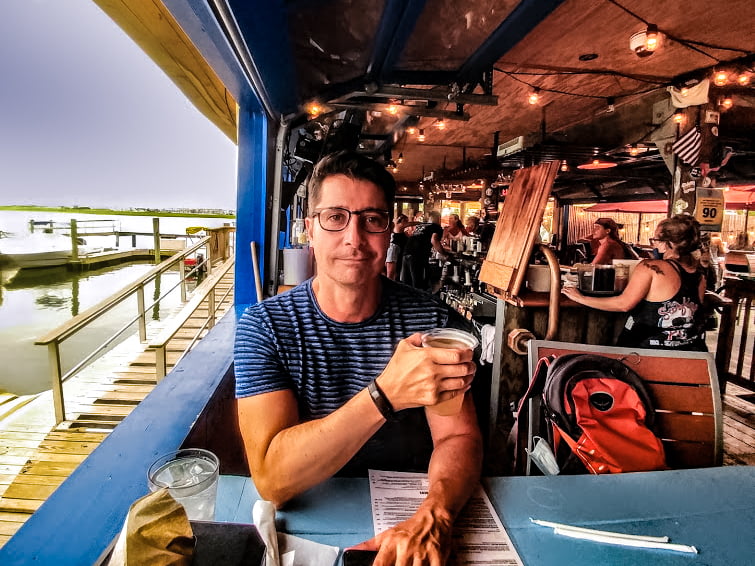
{"left": 147, "top": 448, "right": 220, "bottom": 521}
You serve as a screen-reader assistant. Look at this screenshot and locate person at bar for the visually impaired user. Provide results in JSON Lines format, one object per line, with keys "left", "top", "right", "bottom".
{"left": 234, "top": 151, "right": 482, "bottom": 565}
{"left": 563, "top": 214, "right": 707, "bottom": 351}
{"left": 385, "top": 213, "right": 410, "bottom": 280}
{"left": 587, "top": 217, "right": 636, "bottom": 265}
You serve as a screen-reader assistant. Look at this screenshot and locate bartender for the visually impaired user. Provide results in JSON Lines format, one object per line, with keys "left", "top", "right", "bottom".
{"left": 562, "top": 215, "right": 707, "bottom": 351}
{"left": 587, "top": 217, "right": 635, "bottom": 265}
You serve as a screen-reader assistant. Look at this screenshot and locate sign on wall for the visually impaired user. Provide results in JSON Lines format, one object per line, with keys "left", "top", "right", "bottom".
{"left": 694, "top": 188, "right": 725, "bottom": 231}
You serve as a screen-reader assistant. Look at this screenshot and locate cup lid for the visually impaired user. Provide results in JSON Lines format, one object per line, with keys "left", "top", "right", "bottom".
{"left": 421, "top": 328, "right": 479, "bottom": 349}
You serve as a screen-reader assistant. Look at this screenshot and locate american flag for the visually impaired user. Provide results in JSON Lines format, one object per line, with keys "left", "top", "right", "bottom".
{"left": 672, "top": 126, "right": 702, "bottom": 166}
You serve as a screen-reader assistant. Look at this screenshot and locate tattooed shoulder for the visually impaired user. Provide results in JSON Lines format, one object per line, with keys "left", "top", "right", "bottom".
{"left": 648, "top": 263, "right": 665, "bottom": 275}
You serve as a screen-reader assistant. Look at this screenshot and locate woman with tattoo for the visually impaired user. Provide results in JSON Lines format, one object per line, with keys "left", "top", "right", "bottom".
{"left": 562, "top": 215, "right": 707, "bottom": 351}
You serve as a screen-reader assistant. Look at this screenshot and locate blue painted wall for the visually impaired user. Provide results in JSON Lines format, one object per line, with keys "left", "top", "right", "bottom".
{"left": 234, "top": 107, "right": 269, "bottom": 307}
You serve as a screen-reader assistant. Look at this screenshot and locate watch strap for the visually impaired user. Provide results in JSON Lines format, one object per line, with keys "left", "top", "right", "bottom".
{"left": 367, "top": 379, "right": 395, "bottom": 420}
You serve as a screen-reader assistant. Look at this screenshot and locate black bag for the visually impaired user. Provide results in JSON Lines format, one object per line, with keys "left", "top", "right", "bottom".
{"left": 511, "top": 353, "right": 667, "bottom": 475}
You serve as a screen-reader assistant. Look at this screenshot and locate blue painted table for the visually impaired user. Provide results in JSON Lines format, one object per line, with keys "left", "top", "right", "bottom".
{"left": 216, "top": 466, "right": 755, "bottom": 565}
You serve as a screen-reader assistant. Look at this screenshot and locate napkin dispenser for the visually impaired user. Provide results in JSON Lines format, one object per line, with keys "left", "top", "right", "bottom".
{"left": 191, "top": 521, "right": 266, "bottom": 566}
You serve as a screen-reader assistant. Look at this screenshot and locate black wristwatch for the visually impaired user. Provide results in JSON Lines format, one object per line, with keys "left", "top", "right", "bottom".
{"left": 367, "top": 379, "right": 395, "bottom": 420}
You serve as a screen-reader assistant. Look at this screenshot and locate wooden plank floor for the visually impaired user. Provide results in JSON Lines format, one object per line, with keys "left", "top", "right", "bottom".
{"left": 0, "top": 269, "right": 233, "bottom": 546}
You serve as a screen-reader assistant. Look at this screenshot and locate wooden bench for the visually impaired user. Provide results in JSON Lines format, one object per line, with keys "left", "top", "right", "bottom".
{"left": 521, "top": 340, "right": 723, "bottom": 474}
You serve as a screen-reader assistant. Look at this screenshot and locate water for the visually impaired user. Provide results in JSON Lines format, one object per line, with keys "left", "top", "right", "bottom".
{"left": 0, "top": 210, "right": 234, "bottom": 396}
{"left": 149, "top": 452, "right": 219, "bottom": 521}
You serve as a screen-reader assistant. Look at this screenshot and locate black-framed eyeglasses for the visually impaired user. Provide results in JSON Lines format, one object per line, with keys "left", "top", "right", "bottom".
{"left": 649, "top": 238, "right": 665, "bottom": 246}
{"left": 312, "top": 207, "right": 391, "bottom": 233}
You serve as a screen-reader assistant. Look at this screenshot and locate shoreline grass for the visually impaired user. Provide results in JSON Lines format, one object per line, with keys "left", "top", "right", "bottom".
{"left": 0, "top": 205, "right": 235, "bottom": 219}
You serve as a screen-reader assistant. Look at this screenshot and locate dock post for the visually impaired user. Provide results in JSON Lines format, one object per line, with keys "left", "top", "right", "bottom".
{"left": 48, "top": 342, "right": 66, "bottom": 424}
{"left": 153, "top": 218, "right": 160, "bottom": 263}
{"left": 70, "top": 219, "right": 79, "bottom": 261}
{"left": 136, "top": 286, "right": 147, "bottom": 342}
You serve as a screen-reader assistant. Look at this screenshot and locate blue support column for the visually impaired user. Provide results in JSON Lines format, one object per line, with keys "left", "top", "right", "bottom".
{"left": 235, "top": 108, "right": 269, "bottom": 309}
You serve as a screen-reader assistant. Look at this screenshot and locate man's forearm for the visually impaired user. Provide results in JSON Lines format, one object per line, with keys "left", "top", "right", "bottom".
{"left": 423, "top": 430, "right": 483, "bottom": 520}
{"left": 253, "top": 388, "right": 385, "bottom": 506}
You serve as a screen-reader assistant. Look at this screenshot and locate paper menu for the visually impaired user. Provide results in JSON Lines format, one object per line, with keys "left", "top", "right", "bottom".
{"left": 368, "top": 470, "right": 524, "bottom": 565}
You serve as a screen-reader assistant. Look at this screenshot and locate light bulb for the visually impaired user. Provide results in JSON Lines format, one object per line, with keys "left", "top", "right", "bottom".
{"left": 560, "top": 161, "right": 569, "bottom": 172}
{"left": 407, "top": 127, "right": 416, "bottom": 135}
{"left": 436, "top": 120, "right": 446, "bottom": 130}
{"left": 720, "top": 97, "right": 733, "bottom": 110}
{"left": 418, "top": 129, "right": 425, "bottom": 142}
{"left": 680, "top": 87, "right": 689, "bottom": 97}
{"left": 713, "top": 70, "right": 729, "bottom": 87}
{"left": 305, "top": 101, "right": 322, "bottom": 117}
{"left": 673, "top": 112, "right": 684, "bottom": 124}
{"left": 387, "top": 104, "right": 399, "bottom": 115}
{"left": 397, "top": 153, "right": 404, "bottom": 164}
{"left": 629, "top": 145, "right": 639, "bottom": 156}
{"left": 644, "top": 25, "right": 659, "bottom": 52}
{"left": 528, "top": 89, "right": 540, "bottom": 105}
{"left": 737, "top": 73, "right": 751, "bottom": 86}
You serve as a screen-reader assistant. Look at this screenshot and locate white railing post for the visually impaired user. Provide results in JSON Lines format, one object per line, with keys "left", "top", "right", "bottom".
{"left": 48, "top": 342, "right": 66, "bottom": 424}
{"left": 208, "top": 289, "right": 216, "bottom": 329}
{"left": 179, "top": 258, "right": 187, "bottom": 302}
{"left": 137, "top": 286, "right": 147, "bottom": 342}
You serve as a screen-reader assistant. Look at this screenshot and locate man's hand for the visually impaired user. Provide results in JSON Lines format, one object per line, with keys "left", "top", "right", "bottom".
{"left": 376, "top": 333, "right": 476, "bottom": 412}
{"left": 350, "top": 503, "right": 454, "bottom": 566}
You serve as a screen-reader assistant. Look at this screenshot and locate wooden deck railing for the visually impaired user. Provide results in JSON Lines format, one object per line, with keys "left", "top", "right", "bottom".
{"left": 716, "top": 276, "right": 755, "bottom": 394}
{"left": 35, "top": 237, "right": 217, "bottom": 424}
{"left": 148, "top": 257, "right": 235, "bottom": 379}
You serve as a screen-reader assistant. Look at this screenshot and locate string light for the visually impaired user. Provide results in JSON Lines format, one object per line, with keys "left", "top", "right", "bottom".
{"left": 418, "top": 129, "right": 425, "bottom": 142}
{"left": 305, "top": 101, "right": 323, "bottom": 117}
{"left": 387, "top": 104, "right": 399, "bottom": 115}
{"left": 719, "top": 96, "right": 734, "bottom": 110}
{"left": 673, "top": 111, "right": 685, "bottom": 124}
{"left": 629, "top": 144, "right": 640, "bottom": 156}
{"left": 407, "top": 126, "right": 416, "bottom": 135}
{"left": 644, "top": 24, "right": 660, "bottom": 52}
{"left": 435, "top": 119, "right": 446, "bottom": 130}
{"left": 560, "top": 161, "right": 569, "bottom": 172}
{"left": 397, "top": 152, "right": 404, "bottom": 164}
{"left": 737, "top": 72, "right": 751, "bottom": 86}
{"left": 528, "top": 88, "right": 540, "bottom": 105}
{"left": 713, "top": 70, "right": 729, "bottom": 86}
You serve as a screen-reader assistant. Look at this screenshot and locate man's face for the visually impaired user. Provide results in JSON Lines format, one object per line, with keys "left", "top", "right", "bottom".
{"left": 305, "top": 174, "right": 391, "bottom": 287}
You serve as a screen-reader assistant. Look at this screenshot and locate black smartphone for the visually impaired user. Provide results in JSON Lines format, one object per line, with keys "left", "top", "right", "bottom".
{"left": 342, "top": 549, "right": 378, "bottom": 566}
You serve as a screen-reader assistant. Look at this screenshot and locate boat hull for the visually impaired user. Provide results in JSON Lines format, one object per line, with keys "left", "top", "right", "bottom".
{"left": 1, "top": 250, "right": 72, "bottom": 269}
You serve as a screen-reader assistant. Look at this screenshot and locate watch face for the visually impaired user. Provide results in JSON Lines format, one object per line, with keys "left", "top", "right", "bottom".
{"left": 485, "top": 188, "right": 494, "bottom": 196}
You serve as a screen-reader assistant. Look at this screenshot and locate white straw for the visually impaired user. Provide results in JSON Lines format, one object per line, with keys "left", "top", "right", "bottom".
{"left": 530, "top": 518, "right": 669, "bottom": 543}
{"left": 553, "top": 527, "right": 698, "bottom": 554}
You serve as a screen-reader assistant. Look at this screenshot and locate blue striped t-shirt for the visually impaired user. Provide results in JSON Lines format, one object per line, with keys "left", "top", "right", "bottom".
{"left": 234, "top": 276, "right": 467, "bottom": 474}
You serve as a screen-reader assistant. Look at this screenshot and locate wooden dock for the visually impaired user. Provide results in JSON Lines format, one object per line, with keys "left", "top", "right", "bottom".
{"left": 0, "top": 266, "right": 234, "bottom": 546}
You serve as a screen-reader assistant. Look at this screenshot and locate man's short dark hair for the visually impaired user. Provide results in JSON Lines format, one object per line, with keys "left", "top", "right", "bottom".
{"left": 307, "top": 151, "right": 396, "bottom": 215}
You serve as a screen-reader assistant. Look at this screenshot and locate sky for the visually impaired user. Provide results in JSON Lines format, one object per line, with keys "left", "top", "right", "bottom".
{"left": 0, "top": 0, "right": 238, "bottom": 211}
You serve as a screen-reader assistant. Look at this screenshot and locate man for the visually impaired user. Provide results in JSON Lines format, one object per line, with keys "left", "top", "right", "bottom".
{"left": 385, "top": 213, "right": 409, "bottom": 280}
{"left": 235, "top": 151, "right": 482, "bottom": 565}
{"left": 400, "top": 210, "right": 444, "bottom": 291}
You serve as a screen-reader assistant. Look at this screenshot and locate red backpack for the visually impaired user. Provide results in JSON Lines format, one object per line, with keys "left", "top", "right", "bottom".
{"left": 513, "top": 353, "right": 667, "bottom": 475}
